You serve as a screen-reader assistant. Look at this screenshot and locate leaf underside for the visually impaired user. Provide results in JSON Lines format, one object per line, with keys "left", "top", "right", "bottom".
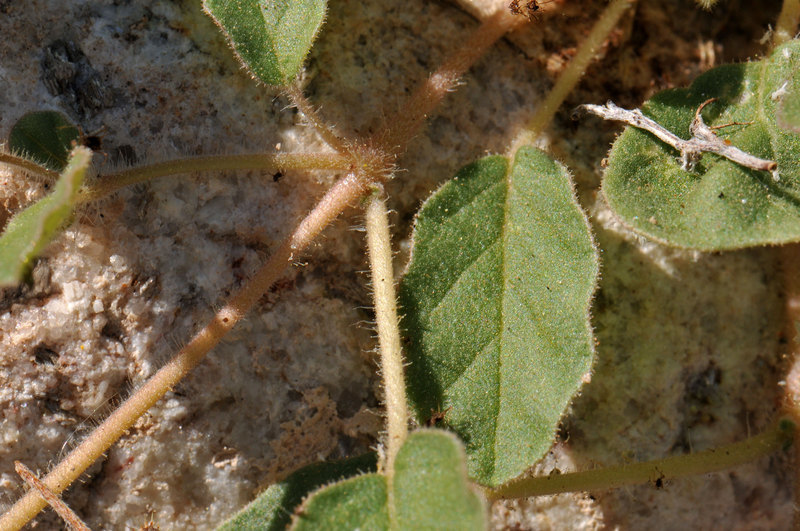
{"left": 0, "top": 147, "right": 92, "bottom": 287}
{"left": 602, "top": 39, "right": 800, "bottom": 250}
{"left": 202, "top": 0, "right": 327, "bottom": 86}
{"left": 399, "top": 147, "right": 599, "bottom": 487}
{"left": 216, "top": 453, "right": 377, "bottom": 531}
{"left": 291, "top": 430, "right": 484, "bottom": 530}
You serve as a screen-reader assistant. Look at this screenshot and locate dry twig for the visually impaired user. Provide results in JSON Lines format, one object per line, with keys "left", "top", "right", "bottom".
{"left": 582, "top": 99, "right": 779, "bottom": 180}
{"left": 14, "top": 462, "right": 90, "bottom": 531}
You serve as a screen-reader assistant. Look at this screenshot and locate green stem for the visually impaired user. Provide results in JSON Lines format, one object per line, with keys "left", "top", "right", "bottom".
{"left": 78, "top": 152, "right": 352, "bottom": 202}
{"left": 0, "top": 152, "right": 59, "bottom": 182}
{"left": 486, "top": 419, "right": 794, "bottom": 501}
{"left": 510, "top": 0, "right": 636, "bottom": 152}
{"left": 773, "top": 0, "right": 800, "bottom": 48}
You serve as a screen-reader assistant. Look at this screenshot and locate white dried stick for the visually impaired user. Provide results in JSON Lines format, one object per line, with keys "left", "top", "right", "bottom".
{"left": 582, "top": 99, "right": 779, "bottom": 180}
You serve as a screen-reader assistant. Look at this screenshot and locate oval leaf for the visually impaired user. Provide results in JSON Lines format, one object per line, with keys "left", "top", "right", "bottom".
{"left": 291, "top": 474, "right": 388, "bottom": 530}
{"left": 0, "top": 147, "right": 92, "bottom": 286}
{"left": 9, "top": 111, "right": 80, "bottom": 172}
{"left": 291, "top": 430, "right": 484, "bottom": 530}
{"left": 602, "top": 39, "right": 800, "bottom": 250}
{"left": 203, "top": 0, "right": 327, "bottom": 86}
{"left": 394, "top": 430, "right": 485, "bottom": 530}
{"left": 399, "top": 147, "right": 599, "bottom": 487}
{"left": 217, "top": 453, "right": 377, "bottom": 531}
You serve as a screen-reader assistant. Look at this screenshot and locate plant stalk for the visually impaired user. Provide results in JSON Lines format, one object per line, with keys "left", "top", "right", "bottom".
{"left": 773, "top": 0, "right": 800, "bottom": 48}
{"left": 365, "top": 192, "right": 408, "bottom": 470}
{"left": 510, "top": 0, "right": 636, "bottom": 152}
{"left": 371, "top": 9, "right": 526, "bottom": 157}
{"left": 365, "top": 192, "right": 408, "bottom": 525}
{"left": 79, "top": 152, "right": 352, "bottom": 202}
{"left": 486, "top": 419, "right": 794, "bottom": 501}
{"left": 0, "top": 152, "right": 59, "bottom": 182}
{"left": 0, "top": 172, "right": 370, "bottom": 530}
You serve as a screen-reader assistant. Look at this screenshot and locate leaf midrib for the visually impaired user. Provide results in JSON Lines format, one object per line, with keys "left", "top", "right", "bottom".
{"left": 258, "top": 0, "right": 284, "bottom": 75}
{"left": 421, "top": 180, "right": 504, "bottom": 317}
{"left": 491, "top": 155, "right": 514, "bottom": 481}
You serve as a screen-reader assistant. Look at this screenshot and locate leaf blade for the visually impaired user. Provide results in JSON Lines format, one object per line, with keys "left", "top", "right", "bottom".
{"left": 400, "top": 148, "right": 599, "bottom": 486}
{"left": 217, "top": 453, "right": 377, "bottom": 531}
{"left": 601, "top": 40, "right": 800, "bottom": 250}
{"left": 289, "top": 430, "right": 485, "bottom": 530}
{"left": 778, "top": 79, "right": 800, "bottom": 133}
{"left": 394, "top": 430, "right": 486, "bottom": 530}
{"left": 291, "top": 474, "right": 388, "bottom": 530}
{"left": 0, "top": 147, "right": 92, "bottom": 286}
{"left": 9, "top": 111, "right": 80, "bottom": 172}
{"left": 203, "top": 0, "right": 327, "bottom": 86}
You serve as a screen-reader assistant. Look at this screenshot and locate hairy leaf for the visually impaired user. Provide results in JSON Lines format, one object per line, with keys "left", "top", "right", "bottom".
{"left": 394, "top": 430, "right": 485, "bottom": 530}
{"left": 203, "top": 0, "right": 327, "bottom": 86}
{"left": 0, "top": 147, "right": 92, "bottom": 287}
{"left": 217, "top": 453, "right": 377, "bottom": 531}
{"left": 602, "top": 40, "right": 800, "bottom": 250}
{"left": 291, "top": 430, "right": 484, "bottom": 530}
{"left": 292, "top": 474, "right": 387, "bottom": 530}
{"left": 399, "top": 148, "right": 599, "bottom": 487}
{"left": 778, "top": 79, "right": 800, "bottom": 133}
{"left": 9, "top": 111, "right": 80, "bottom": 171}
{"left": 0, "top": 147, "right": 92, "bottom": 286}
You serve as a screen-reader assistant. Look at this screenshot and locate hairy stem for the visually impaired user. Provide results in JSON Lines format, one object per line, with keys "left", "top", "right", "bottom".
{"left": 0, "top": 152, "right": 59, "bottom": 182}
{"left": 487, "top": 419, "right": 794, "bottom": 501}
{"left": 773, "top": 0, "right": 800, "bottom": 48}
{"left": 511, "top": 0, "right": 635, "bottom": 152}
{"left": 365, "top": 192, "right": 408, "bottom": 472}
{"left": 371, "top": 9, "right": 526, "bottom": 157}
{"left": 0, "top": 172, "right": 370, "bottom": 530}
{"left": 365, "top": 192, "right": 408, "bottom": 524}
{"left": 78, "top": 152, "right": 352, "bottom": 202}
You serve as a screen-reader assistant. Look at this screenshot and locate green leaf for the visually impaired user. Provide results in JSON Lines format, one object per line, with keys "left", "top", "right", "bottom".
{"left": 0, "top": 147, "right": 92, "bottom": 287}
{"left": 291, "top": 430, "right": 485, "bottom": 530}
{"left": 202, "top": 0, "right": 327, "bottom": 86}
{"left": 399, "top": 148, "right": 599, "bottom": 487}
{"left": 217, "top": 453, "right": 377, "bottom": 531}
{"left": 393, "top": 430, "right": 485, "bottom": 530}
{"left": 9, "top": 111, "right": 80, "bottom": 172}
{"left": 778, "top": 79, "right": 800, "bottom": 133}
{"left": 292, "top": 474, "right": 388, "bottom": 530}
{"left": 602, "top": 39, "right": 800, "bottom": 250}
